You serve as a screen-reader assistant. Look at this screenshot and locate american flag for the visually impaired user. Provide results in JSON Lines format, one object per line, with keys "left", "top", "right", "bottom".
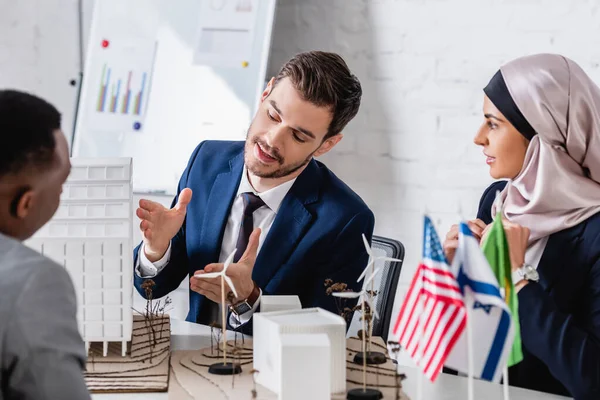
{"left": 391, "top": 216, "right": 467, "bottom": 382}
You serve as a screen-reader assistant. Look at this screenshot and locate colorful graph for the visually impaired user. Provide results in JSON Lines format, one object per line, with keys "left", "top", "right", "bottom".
{"left": 96, "top": 64, "right": 147, "bottom": 116}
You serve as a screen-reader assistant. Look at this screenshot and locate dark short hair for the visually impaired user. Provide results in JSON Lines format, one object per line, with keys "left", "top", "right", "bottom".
{"left": 273, "top": 51, "right": 362, "bottom": 140}
{"left": 0, "top": 90, "right": 61, "bottom": 177}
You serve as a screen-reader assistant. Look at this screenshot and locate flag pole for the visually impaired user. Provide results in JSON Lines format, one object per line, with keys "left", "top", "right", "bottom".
{"left": 457, "top": 214, "right": 474, "bottom": 400}
{"left": 499, "top": 287, "right": 510, "bottom": 400}
{"left": 466, "top": 291, "right": 474, "bottom": 400}
{"left": 495, "top": 189, "right": 511, "bottom": 400}
{"left": 503, "top": 364, "right": 510, "bottom": 400}
{"left": 417, "top": 210, "right": 429, "bottom": 400}
{"left": 417, "top": 275, "right": 425, "bottom": 400}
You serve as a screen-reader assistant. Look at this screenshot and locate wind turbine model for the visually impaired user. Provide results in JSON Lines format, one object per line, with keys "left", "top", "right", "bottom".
{"left": 334, "top": 266, "right": 384, "bottom": 400}
{"left": 333, "top": 270, "right": 381, "bottom": 318}
{"left": 355, "top": 235, "right": 403, "bottom": 366}
{"left": 194, "top": 249, "right": 242, "bottom": 375}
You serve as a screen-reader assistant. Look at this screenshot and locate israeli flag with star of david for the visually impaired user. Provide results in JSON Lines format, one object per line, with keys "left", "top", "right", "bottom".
{"left": 444, "top": 222, "right": 515, "bottom": 382}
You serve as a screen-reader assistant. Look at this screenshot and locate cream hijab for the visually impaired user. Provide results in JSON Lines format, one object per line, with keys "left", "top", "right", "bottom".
{"left": 491, "top": 54, "right": 600, "bottom": 243}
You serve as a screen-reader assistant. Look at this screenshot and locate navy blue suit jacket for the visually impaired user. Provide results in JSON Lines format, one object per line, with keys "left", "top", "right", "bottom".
{"left": 478, "top": 181, "right": 600, "bottom": 399}
{"left": 133, "top": 141, "right": 375, "bottom": 332}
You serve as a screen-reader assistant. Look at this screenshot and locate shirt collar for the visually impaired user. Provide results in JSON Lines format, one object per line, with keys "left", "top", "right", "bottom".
{"left": 237, "top": 166, "right": 297, "bottom": 213}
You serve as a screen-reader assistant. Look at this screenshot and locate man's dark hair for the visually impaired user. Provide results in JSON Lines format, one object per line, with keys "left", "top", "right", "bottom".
{"left": 0, "top": 90, "right": 61, "bottom": 177}
{"left": 273, "top": 51, "right": 362, "bottom": 140}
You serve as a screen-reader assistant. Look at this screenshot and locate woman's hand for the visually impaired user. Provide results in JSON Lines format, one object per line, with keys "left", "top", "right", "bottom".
{"left": 501, "top": 221, "right": 531, "bottom": 292}
{"left": 501, "top": 220, "right": 530, "bottom": 272}
{"left": 443, "top": 219, "right": 487, "bottom": 264}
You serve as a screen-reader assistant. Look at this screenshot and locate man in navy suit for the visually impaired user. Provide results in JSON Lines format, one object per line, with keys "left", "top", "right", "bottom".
{"left": 133, "top": 51, "right": 374, "bottom": 331}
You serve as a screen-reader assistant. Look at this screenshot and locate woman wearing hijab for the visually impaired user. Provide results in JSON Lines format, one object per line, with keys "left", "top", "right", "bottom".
{"left": 443, "top": 53, "right": 600, "bottom": 399}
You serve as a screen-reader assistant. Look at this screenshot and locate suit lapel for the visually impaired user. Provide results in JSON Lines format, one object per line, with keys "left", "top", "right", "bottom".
{"left": 199, "top": 151, "right": 244, "bottom": 263}
{"left": 253, "top": 159, "right": 320, "bottom": 289}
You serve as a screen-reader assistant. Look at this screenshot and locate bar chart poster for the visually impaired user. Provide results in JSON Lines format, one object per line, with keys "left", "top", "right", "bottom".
{"left": 85, "top": 38, "right": 156, "bottom": 134}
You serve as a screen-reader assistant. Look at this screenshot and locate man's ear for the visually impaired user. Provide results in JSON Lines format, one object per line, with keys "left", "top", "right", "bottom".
{"left": 260, "top": 77, "right": 275, "bottom": 103}
{"left": 10, "top": 187, "right": 34, "bottom": 219}
{"left": 314, "top": 134, "right": 343, "bottom": 157}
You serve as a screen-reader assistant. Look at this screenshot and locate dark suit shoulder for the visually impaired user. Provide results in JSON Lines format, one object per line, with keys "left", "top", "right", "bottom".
{"left": 196, "top": 140, "right": 244, "bottom": 155}
{"left": 476, "top": 181, "right": 508, "bottom": 224}
{"left": 184, "top": 141, "right": 244, "bottom": 180}
{"left": 192, "top": 141, "right": 244, "bottom": 166}
{"left": 313, "top": 160, "right": 372, "bottom": 218}
{"left": 579, "top": 211, "right": 600, "bottom": 237}
{"left": 573, "top": 212, "right": 600, "bottom": 264}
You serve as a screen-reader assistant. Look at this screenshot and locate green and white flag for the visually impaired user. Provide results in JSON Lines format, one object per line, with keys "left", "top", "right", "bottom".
{"left": 481, "top": 206, "right": 524, "bottom": 367}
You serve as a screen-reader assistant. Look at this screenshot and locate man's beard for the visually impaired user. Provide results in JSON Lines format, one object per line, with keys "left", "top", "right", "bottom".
{"left": 244, "top": 133, "right": 316, "bottom": 179}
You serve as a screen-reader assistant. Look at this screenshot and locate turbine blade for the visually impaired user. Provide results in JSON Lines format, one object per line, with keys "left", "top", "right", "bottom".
{"left": 194, "top": 272, "right": 221, "bottom": 279}
{"left": 366, "top": 296, "right": 379, "bottom": 320}
{"left": 223, "top": 249, "right": 236, "bottom": 271}
{"left": 363, "top": 267, "right": 381, "bottom": 287}
{"left": 224, "top": 276, "right": 238, "bottom": 299}
{"left": 332, "top": 292, "right": 361, "bottom": 298}
{"left": 362, "top": 233, "right": 373, "bottom": 256}
{"left": 357, "top": 259, "right": 374, "bottom": 283}
{"left": 378, "top": 256, "right": 402, "bottom": 263}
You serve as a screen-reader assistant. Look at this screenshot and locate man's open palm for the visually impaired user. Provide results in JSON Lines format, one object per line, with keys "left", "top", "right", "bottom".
{"left": 136, "top": 188, "right": 192, "bottom": 262}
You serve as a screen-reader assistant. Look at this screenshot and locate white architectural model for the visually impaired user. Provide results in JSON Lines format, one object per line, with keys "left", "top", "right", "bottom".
{"left": 253, "top": 308, "right": 347, "bottom": 396}
{"left": 260, "top": 295, "right": 302, "bottom": 313}
{"left": 26, "top": 158, "right": 133, "bottom": 357}
{"left": 279, "top": 333, "right": 330, "bottom": 400}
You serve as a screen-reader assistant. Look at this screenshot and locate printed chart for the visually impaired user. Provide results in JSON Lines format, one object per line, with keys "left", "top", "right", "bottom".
{"left": 85, "top": 38, "right": 156, "bottom": 133}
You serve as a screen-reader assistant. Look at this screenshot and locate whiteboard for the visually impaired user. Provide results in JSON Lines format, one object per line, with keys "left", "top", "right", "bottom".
{"left": 73, "top": 0, "right": 277, "bottom": 194}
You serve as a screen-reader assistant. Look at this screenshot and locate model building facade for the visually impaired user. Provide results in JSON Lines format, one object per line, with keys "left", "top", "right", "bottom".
{"left": 26, "top": 158, "right": 133, "bottom": 356}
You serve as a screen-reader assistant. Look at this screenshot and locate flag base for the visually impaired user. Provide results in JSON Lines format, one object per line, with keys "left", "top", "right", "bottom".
{"left": 347, "top": 388, "right": 383, "bottom": 399}
{"left": 353, "top": 351, "right": 387, "bottom": 365}
{"left": 208, "top": 362, "right": 242, "bottom": 375}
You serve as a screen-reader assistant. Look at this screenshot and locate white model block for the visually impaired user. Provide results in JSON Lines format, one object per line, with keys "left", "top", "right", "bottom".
{"left": 86, "top": 258, "right": 102, "bottom": 273}
{"left": 253, "top": 307, "right": 346, "bottom": 395}
{"left": 25, "top": 158, "right": 133, "bottom": 357}
{"left": 85, "top": 291, "right": 103, "bottom": 305}
{"left": 261, "top": 295, "right": 302, "bottom": 313}
{"left": 103, "top": 258, "right": 122, "bottom": 274}
{"left": 86, "top": 322, "right": 103, "bottom": 337}
{"left": 279, "top": 333, "right": 330, "bottom": 400}
{"left": 87, "top": 306, "right": 103, "bottom": 321}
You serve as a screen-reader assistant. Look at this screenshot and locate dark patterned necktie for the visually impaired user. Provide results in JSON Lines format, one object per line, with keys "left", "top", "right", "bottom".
{"left": 233, "top": 192, "right": 265, "bottom": 262}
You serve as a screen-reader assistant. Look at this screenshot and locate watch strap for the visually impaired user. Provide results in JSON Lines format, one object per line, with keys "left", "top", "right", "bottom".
{"left": 512, "top": 268, "right": 524, "bottom": 285}
{"left": 245, "top": 282, "right": 260, "bottom": 307}
{"left": 230, "top": 282, "right": 260, "bottom": 316}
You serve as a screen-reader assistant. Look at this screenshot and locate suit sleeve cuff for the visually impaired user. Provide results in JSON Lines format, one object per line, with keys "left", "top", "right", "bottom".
{"left": 135, "top": 242, "right": 172, "bottom": 278}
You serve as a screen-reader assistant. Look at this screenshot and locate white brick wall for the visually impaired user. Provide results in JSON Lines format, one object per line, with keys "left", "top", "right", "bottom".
{"left": 3, "top": 0, "right": 600, "bottom": 345}
{"left": 267, "top": 0, "right": 600, "bottom": 335}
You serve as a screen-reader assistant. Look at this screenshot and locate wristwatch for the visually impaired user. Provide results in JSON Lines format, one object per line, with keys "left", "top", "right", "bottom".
{"left": 512, "top": 263, "right": 539, "bottom": 284}
{"left": 229, "top": 282, "right": 261, "bottom": 316}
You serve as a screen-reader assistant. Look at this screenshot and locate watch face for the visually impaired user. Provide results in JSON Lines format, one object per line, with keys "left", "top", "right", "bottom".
{"left": 524, "top": 265, "right": 539, "bottom": 281}
{"left": 232, "top": 301, "right": 252, "bottom": 315}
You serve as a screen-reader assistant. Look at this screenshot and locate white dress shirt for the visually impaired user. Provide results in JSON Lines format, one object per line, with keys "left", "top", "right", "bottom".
{"left": 135, "top": 166, "right": 297, "bottom": 326}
